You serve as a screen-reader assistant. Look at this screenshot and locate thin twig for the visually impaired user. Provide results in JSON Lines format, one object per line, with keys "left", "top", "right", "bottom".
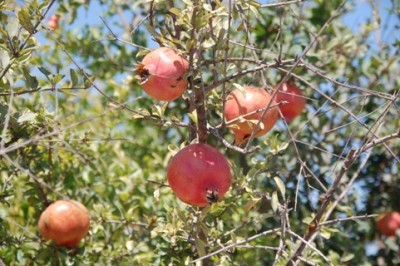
{"left": 318, "top": 214, "right": 379, "bottom": 227}
{"left": 191, "top": 228, "right": 280, "bottom": 263}
{"left": 261, "top": 0, "right": 305, "bottom": 8}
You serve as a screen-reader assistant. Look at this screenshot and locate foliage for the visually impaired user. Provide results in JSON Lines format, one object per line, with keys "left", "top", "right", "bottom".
{"left": 0, "top": 0, "right": 399, "bottom": 265}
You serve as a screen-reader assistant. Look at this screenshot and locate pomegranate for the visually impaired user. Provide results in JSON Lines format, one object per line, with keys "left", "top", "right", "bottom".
{"left": 274, "top": 82, "right": 306, "bottom": 122}
{"left": 376, "top": 211, "right": 400, "bottom": 237}
{"left": 224, "top": 86, "right": 279, "bottom": 144}
{"left": 48, "top": 15, "right": 58, "bottom": 30}
{"left": 136, "top": 47, "right": 189, "bottom": 101}
{"left": 167, "top": 143, "right": 231, "bottom": 207}
{"left": 38, "top": 200, "right": 90, "bottom": 248}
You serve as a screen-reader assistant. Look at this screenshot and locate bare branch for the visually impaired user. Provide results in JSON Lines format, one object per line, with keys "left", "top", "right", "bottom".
{"left": 191, "top": 228, "right": 280, "bottom": 263}
{"left": 261, "top": 0, "right": 305, "bottom": 8}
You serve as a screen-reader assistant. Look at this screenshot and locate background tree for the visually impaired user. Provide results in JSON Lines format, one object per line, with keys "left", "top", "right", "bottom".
{"left": 0, "top": 0, "right": 399, "bottom": 265}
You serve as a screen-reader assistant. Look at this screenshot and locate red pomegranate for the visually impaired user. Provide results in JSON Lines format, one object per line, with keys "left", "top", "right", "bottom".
{"left": 274, "top": 82, "right": 306, "bottom": 122}
{"left": 48, "top": 15, "right": 58, "bottom": 30}
{"left": 136, "top": 47, "right": 189, "bottom": 101}
{"left": 38, "top": 200, "right": 90, "bottom": 248}
{"left": 167, "top": 143, "right": 231, "bottom": 207}
{"left": 224, "top": 86, "right": 279, "bottom": 144}
{"left": 376, "top": 211, "right": 400, "bottom": 237}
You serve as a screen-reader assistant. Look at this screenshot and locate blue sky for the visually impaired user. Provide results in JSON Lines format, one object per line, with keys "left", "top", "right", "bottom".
{"left": 42, "top": 0, "right": 399, "bottom": 49}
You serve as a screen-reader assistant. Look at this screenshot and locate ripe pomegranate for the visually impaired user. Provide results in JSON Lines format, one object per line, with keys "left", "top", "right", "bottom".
{"left": 136, "top": 47, "right": 189, "bottom": 101}
{"left": 376, "top": 211, "right": 400, "bottom": 237}
{"left": 38, "top": 200, "right": 90, "bottom": 248}
{"left": 224, "top": 86, "right": 279, "bottom": 144}
{"left": 274, "top": 82, "right": 306, "bottom": 122}
{"left": 48, "top": 15, "right": 58, "bottom": 30}
{"left": 167, "top": 143, "right": 231, "bottom": 207}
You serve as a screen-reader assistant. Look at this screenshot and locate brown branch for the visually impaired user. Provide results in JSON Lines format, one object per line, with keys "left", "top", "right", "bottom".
{"left": 361, "top": 130, "right": 400, "bottom": 153}
{"left": 0, "top": 86, "right": 88, "bottom": 96}
{"left": 191, "top": 228, "right": 281, "bottom": 263}
{"left": 318, "top": 214, "right": 379, "bottom": 227}
{"left": 188, "top": 3, "right": 208, "bottom": 144}
{"left": 287, "top": 230, "right": 334, "bottom": 266}
{"left": 261, "top": 0, "right": 305, "bottom": 8}
{"left": 221, "top": 102, "right": 285, "bottom": 128}
{"left": 279, "top": 68, "right": 399, "bottom": 163}
{"left": 287, "top": 148, "right": 357, "bottom": 264}
{"left": 207, "top": 126, "right": 260, "bottom": 154}
{"left": 300, "top": 58, "right": 393, "bottom": 100}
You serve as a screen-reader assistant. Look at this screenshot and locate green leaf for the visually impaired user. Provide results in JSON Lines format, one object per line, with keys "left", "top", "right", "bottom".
{"left": 188, "top": 110, "right": 198, "bottom": 124}
{"left": 274, "top": 177, "right": 286, "bottom": 198}
{"left": 169, "top": 7, "right": 181, "bottom": 17}
{"left": 17, "top": 111, "right": 37, "bottom": 124}
{"left": 83, "top": 74, "right": 95, "bottom": 88}
{"left": 52, "top": 73, "right": 64, "bottom": 84}
{"left": 320, "top": 227, "right": 332, "bottom": 239}
{"left": 195, "top": 238, "right": 207, "bottom": 258}
{"left": 249, "top": 1, "right": 261, "bottom": 7}
{"left": 126, "top": 240, "right": 134, "bottom": 251}
{"left": 144, "top": 24, "right": 161, "bottom": 39}
{"left": 153, "top": 188, "right": 160, "bottom": 201}
{"left": 7, "top": 17, "right": 19, "bottom": 38}
{"left": 244, "top": 197, "right": 261, "bottom": 212}
{"left": 0, "top": 50, "right": 10, "bottom": 68}
{"left": 340, "top": 253, "right": 354, "bottom": 263}
{"left": 302, "top": 216, "right": 313, "bottom": 225}
{"left": 202, "top": 39, "right": 215, "bottom": 49}
{"left": 271, "top": 191, "right": 278, "bottom": 213}
{"left": 151, "top": 104, "right": 163, "bottom": 118}
{"left": 136, "top": 49, "right": 150, "bottom": 58}
{"left": 38, "top": 66, "right": 51, "bottom": 77}
{"left": 18, "top": 7, "right": 33, "bottom": 32}
{"left": 22, "top": 67, "right": 38, "bottom": 88}
{"left": 0, "top": 129, "right": 12, "bottom": 144}
{"left": 70, "top": 69, "right": 78, "bottom": 86}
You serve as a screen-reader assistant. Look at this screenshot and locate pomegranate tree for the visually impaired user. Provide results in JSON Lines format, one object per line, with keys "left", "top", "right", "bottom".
{"left": 38, "top": 200, "right": 90, "bottom": 248}
{"left": 274, "top": 82, "right": 306, "bottom": 122}
{"left": 224, "top": 86, "right": 279, "bottom": 144}
{"left": 167, "top": 143, "right": 231, "bottom": 207}
{"left": 376, "top": 211, "right": 400, "bottom": 237}
{"left": 136, "top": 47, "right": 189, "bottom": 101}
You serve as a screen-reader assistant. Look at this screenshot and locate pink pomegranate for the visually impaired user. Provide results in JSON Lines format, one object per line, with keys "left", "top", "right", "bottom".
{"left": 136, "top": 47, "right": 189, "bottom": 101}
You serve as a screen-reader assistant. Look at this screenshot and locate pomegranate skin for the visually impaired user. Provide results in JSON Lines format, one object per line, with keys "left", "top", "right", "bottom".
{"left": 224, "top": 86, "right": 279, "bottom": 144}
{"left": 274, "top": 82, "right": 306, "bottom": 122}
{"left": 48, "top": 15, "right": 58, "bottom": 30}
{"left": 137, "top": 47, "right": 189, "bottom": 101}
{"left": 167, "top": 143, "right": 232, "bottom": 207}
{"left": 38, "top": 200, "right": 90, "bottom": 248}
{"left": 376, "top": 212, "right": 400, "bottom": 237}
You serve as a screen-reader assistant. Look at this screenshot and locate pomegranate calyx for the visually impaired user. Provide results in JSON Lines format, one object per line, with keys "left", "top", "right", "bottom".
{"left": 206, "top": 189, "right": 219, "bottom": 205}
{"left": 135, "top": 63, "right": 150, "bottom": 84}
